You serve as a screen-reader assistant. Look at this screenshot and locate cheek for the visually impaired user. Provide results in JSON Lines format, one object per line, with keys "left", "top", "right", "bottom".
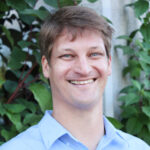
{"left": 51, "top": 62, "right": 72, "bottom": 79}
{"left": 94, "top": 61, "right": 110, "bottom": 75}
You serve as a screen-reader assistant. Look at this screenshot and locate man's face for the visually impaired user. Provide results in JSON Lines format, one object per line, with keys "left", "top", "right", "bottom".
{"left": 42, "top": 29, "right": 111, "bottom": 110}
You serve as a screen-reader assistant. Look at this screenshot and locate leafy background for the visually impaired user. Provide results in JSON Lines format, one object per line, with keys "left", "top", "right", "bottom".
{"left": 0, "top": 0, "right": 98, "bottom": 145}
{"left": 116, "top": 0, "right": 150, "bottom": 144}
{"left": 0, "top": 0, "right": 149, "bottom": 146}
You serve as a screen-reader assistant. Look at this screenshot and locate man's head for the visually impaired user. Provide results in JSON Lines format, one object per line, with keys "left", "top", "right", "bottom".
{"left": 39, "top": 6, "right": 113, "bottom": 63}
{"left": 40, "top": 6, "right": 113, "bottom": 110}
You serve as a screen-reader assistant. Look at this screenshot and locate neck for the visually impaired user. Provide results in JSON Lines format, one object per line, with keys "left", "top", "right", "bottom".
{"left": 52, "top": 100, "right": 104, "bottom": 150}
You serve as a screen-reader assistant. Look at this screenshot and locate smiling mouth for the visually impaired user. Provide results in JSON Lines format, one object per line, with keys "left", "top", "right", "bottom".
{"left": 69, "top": 78, "right": 96, "bottom": 85}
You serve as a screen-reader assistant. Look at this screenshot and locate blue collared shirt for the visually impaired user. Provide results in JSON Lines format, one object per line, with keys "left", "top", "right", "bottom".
{"left": 0, "top": 110, "right": 149, "bottom": 150}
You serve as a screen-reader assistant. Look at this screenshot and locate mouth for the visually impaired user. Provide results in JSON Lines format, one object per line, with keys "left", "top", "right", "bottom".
{"left": 69, "top": 78, "right": 97, "bottom": 85}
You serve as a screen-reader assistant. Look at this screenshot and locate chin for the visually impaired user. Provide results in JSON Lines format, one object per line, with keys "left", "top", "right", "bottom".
{"left": 71, "top": 97, "right": 100, "bottom": 110}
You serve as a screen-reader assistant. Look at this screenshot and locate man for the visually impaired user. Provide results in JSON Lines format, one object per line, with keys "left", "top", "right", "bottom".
{"left": 0, "top": 6, "right": 149, "bottom": 150}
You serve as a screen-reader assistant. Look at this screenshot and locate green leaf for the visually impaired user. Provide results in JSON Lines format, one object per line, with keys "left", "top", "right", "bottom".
{"left": 142, "top": 106, "right": 150, "bottom": 117}
{"left": 139, "top": 127, "right": 150, "bottom": 145}
{"left": 59, "top": 0, "right": 82, "bottom": 7}
{"left": 140, "top": 23, "right": 150, "bottom": 42}
{"left": 143, "top": 91, "right": 150, "bottom": 100}
{"left": 0, "top": 142, "right": 4, "bottom": 145}
{"left": 143, "top": 80, "right": 150, "bottom": 89}
{"left": 135, "top": 39, "right": 144, "bottom": 49}
{"left": 0, "top": 103, "right": 6, "bottom": 116}
{"left": 1, "top": 129, "right": 16, "bottom": 141}
{"left": 87, "top": 0, "right": 98, "bottom": 2}
{"left": 147, "top": 122, "right": 150, "bottom": 132}
{"left": 44, "top": 0, "right": 58, "bottom": 8}
{"left": 33, "top": 50, "right": 41, "bottom": 64}
{"left": 115, "top": 45, "right": 134, "bottom": 55}
{"left": 0, "top": 1, "right": 9, "bottom": 12}
{"left": 19, "top": 14, "right": 35, "bottom": 25}
{"left": 131, "top": 79, "right": 141, "bottom": 90}
{"left": 102, "top": 16, "right": 112, "bottom": 24}
{"left": 138, "top": 113, "right": 149, "bottom": 125}
{"left": 107, "top": 117, "right": 123, "bottom": 129}
{"left": 126, "top": 117, "right": 143, "bottom": 134}
{"left": 122, "top": 66, "right": 130, "bottom": 77}
{"left": 124, "top": 60, "right": 141, "bottom": 78}
{"left": 6, "top": 112, "right": 23, "bottom": 131}
{"left": 2, "top": 26, "right": 14, "bottom": 47}
{"left": 140, "top": 61, "right": 150, "bottom": 75}
{"left": 3, "top": 80, "right": 18, "bottom": 94}
{"left": 24, "top": 0, "right": 37, "bottom": 7}
{"left": 133, "top": 0, "right": 149, "bottom": 18}
{"left": 8, "top": 47, "right": 26, "bottom": 70}
{"left": 20, "top": 9, "right": 49, "bottom": 20}
{"left": 11, "top": 70, "right": 34, "bottom": 84}
{"left": 125, "top": 3, "right": 134, "bottom": 7}
{"left": 0, "top": 79, "right": 5, "bottom": 86}
{"left": 117, "top": 35, "right": 131, "bottom": 41}
{"left": 45, "top": 0, "right": 82, "bottom": 8}
{"left": 129, "top": 29, "right": 138, "bottom": 39}
{"left": 29, "top": 83, "right": 52, "bottom": 112}
{"left": 18, "top": 41, "right": 32, "bottom": 48}
{"left": 138, "top": 51, "right": 150, "bottom": 64}
{"left": 121, "top": 106, "right": 137, "bottom": 118}
{"left": 120, "top": 85, "right": 137, "bottom": 94}
{"left": 16, "top": 98, "right": 37, "bottom": 113}
{"left": 130, "top": 67, "right": 141, "bottom": 78}
{"left": 128, "top": 59, "right": 139, "bottom": 67}
{"left": 6, "top": 0, "right": 29, "bottom": 11}
{"left": 2, "top": 29, "right": 22, "bottom": 48}
{"left": 122, "top": 65, "right": 141, "bottom": 78}
{"left": 4, "top": 104, "right": 26, "bottom": 114}
{"left": 23, "top": 113, "right": 42, "bottom": 125}
{"left": 118, "top": 93, "right": 139, "bottom": 106}
{"left": 142, "top": 42, "right": 150, "bottom": 51}
{"left": 127, "top": 29, "right": 139, "bottom": 45}
{"left": 40, "top": 72, "right": 49, "bottom": 84}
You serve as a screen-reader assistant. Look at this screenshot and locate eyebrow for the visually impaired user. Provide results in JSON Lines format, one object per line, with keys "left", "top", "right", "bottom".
{"left": 64, "top": 48, "right": 74, "bottom": 51}
{"left": 60, "top": 46, "right": 105, "bottom": 52}
{"left": 89, "top": 46, "right": 105, "bottom": 51}
{"left": 61, "top": 48, "right": 75, "bottom": 52}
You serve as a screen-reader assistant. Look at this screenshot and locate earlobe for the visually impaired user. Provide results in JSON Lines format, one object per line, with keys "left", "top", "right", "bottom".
{"left": 41, "top": 56, "right": 50, "bottom": 79}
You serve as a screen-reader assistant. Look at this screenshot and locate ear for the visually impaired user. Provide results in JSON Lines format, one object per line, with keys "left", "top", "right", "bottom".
{"left": 107, "top": 55, "right": 112, "bottom": 76}
{"left": 41, "top": 56, "right": 50, "bottom": 79}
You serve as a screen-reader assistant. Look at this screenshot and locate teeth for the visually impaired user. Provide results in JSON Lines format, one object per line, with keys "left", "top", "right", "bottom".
{"left": 70, "top": 79, "right": 94, "bottom": 85}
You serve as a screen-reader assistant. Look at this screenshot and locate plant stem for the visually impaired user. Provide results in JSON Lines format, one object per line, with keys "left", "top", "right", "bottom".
{"left": 23, "top": 75, "right": 39, "bottom": 88}
{"left": 7, "top": 63, "right": 38, "bottom": 104}
{"left": 57, "top": 0, "right": 61, "bottom": 8}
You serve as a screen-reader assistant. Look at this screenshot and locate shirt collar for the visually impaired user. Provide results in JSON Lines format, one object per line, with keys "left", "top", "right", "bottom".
{"left": 38, "top": 111, "right": 117, "bottom": 149}
{"left": 38, "top": 110, "right": 69, "bottom": 149}
{"left": 97, "top": 116, "right": 117, "bottom": 149}
{"left": 104, "top": 116, "right": 117, "bottom": 139}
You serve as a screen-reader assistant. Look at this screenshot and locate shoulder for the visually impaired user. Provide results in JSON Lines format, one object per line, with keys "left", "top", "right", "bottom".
{"left": 116, "top": 129, "right": 150, "bottom": 150}
{"left": 0, "top": 124, "right": 43, "bottom": 150}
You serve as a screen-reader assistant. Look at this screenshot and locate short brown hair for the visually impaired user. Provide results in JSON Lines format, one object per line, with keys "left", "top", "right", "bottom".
{"left": 39, "top": 6, "right": 114, "bottom": 62}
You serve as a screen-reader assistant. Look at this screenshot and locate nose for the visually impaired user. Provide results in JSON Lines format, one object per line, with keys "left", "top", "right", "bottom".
{"left": 73, "top": 56, "right": 91, "bottom": 76}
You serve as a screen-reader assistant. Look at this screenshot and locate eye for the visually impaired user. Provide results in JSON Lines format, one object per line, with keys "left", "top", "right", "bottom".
{"left": 90, "top": 52, "right": 103, "bottom": 57}
{"left": 59, "top": 54, "right": 74, "bottom": 60}
{"left": 91, "top": 53, "right": 99, "bottom": 56}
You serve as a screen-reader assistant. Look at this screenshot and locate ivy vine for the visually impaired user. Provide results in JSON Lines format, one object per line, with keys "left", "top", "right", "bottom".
{"left": 116, "top": 0, "right": 150, "bottom": 145}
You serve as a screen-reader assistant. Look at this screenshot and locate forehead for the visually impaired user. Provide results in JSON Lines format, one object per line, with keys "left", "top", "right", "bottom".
{"left": 53, "top": 28, "right": 105, "bottom": 49}
{"left": 59, "top": 28, "right": 102, "bottom": 41}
